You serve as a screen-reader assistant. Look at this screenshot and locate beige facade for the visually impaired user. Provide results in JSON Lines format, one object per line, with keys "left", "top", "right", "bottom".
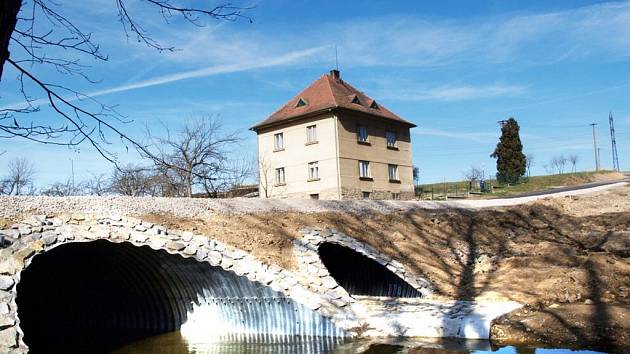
{"left": 256, "top": 112, "right": 415, "bottom": 200}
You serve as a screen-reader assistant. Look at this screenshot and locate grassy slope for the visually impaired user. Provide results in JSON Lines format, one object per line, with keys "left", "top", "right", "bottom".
{"left": 417, "top": 171, "right": 625, "bottom": 199}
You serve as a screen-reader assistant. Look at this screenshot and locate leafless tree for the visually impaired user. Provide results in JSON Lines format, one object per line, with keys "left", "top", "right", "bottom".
{"left": 257, "top": 154, "right": 274, "bottom": 198}
{"left": 215, "top": 156, "right": 254, "bottom": 197}
{"left": 41, "top": 178, "right": 75, "bottom": 196}
{"left": 462, "top": 166, "right": 484, "bottom": 189}
{"left": 550, "top": 155, "right": 568, "bottom": 175}
{"left": 462, "top": 166, "right": 484, "bottom": 182}
{"left": 525, "top": 153, "right": 534, "bottom": 177}
{"left": 568, "top": 154, "right": 579, "bottom": 173}
{"left": 1, "top": 0, "right": 250, "bottom": 165}
{"left": 110, "top": 164, "right": 152, "bottom": 196}
{"left": 83, "top": 173, "right": 109, "bottom": 196}
{"left": 0, "top": 157, "right": 35, "bottom": 195}
{"left": 144, "top": 117, "right": 240, "bottom": 197}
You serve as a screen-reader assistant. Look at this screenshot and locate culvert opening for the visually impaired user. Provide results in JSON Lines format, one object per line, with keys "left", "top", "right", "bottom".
{"left": 16, "top": 240, "right": 343, "bottom": 353}
{"left": 318, "top": 242, "right": 421, "bottom": 298}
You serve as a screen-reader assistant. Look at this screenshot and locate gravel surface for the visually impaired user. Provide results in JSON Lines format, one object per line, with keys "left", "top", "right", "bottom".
{"left": 0, "top": 182, "right": 626, "bottom": 219}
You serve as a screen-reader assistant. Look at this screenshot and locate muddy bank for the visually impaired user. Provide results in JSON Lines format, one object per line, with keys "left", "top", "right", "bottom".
{"left": 491, "top": 303, "right": 630, "bottom": 349}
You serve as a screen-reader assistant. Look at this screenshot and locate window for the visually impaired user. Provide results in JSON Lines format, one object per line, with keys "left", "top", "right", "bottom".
{"left": 306, "top": 125, "right": 317, "bottom": 144}
{"left": 388, "top": 164, "right": 399, "bottom": 181}
{"left": 275, "top": 167, "right": 285, "bottom": 185}
{"left": 392, "top": 192, "right": 400, "bottom": 200}
{"left": 310, "top": 193, "right": 319, "bottom": 200}
{"left": 357, "top": 125, "right": 368, "bottom": 143}
{"left": 386, "top": 131, "right": 397, "bottom": 148}
{"left": 296, "top": 98, "right": 308, "bottom": 108}
{"left": 274, "top": 133, "right": 284, "bottom": 151}
{"left": 362, "top": 191, "right": 371, "bottom": 199}
{"left": 351, "top": 95, "right": 361, "bottom": 105}
{"left": 308, "top": 161, "right": 319, "bottom": 180}
{"left": 370, "top": 100, "right": 379, "bottom": 109}
{"left": 359, "top": 160, "right": 370, "bottom": 178}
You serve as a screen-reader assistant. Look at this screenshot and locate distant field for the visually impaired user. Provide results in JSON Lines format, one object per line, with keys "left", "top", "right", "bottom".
{"left": 416, "top": 171, "right": 626, "bottom": 199}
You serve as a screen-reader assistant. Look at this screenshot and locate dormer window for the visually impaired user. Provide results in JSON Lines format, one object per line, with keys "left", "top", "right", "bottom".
{"left": 296, "top": 98, "right": 308, "bottom": 108}
{"left": 351, "top": 95, "right": 361, "bottom": 105}
{"left": 370, "top": 100, "right": 379, "bottom": 109}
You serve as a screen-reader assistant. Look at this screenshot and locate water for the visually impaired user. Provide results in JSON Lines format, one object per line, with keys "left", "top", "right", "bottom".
{"left": 109, "top": 331, "right": 623, "bottom": 354}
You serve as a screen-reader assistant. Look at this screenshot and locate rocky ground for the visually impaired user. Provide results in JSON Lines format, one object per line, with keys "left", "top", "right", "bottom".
{"left": 1, "top": 183, "right": 629, "bottom": 348}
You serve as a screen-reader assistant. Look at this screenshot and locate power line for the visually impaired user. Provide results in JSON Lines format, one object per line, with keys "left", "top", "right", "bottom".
{"left": 609, "top": 112, "right": 620, "bottom": 171}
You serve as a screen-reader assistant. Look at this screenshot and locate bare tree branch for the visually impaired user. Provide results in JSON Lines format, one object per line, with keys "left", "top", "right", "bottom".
{"left": 0, "top": 0, "right": 251, "bottom": 168}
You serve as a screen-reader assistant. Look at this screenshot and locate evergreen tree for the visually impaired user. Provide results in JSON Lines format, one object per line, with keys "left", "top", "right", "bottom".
{"left": 491, "top": 118, "right": 526, "bottom": 184}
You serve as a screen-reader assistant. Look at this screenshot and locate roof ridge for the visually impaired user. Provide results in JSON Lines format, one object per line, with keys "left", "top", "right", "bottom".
{"left": 324, "top": 74, "right": 340, "bottom": 109}
{"left": 250, "top": 71, "right": 416, "bottom": 131}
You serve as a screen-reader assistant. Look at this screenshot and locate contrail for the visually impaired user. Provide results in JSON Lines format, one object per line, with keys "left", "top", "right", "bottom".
{"left": 0, "top": 45, "right": 328, "bottom": 110}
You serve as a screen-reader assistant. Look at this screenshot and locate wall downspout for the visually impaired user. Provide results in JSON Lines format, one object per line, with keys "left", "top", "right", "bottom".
{"left": 333, "top": 114, "right": 342, "bottom": 199}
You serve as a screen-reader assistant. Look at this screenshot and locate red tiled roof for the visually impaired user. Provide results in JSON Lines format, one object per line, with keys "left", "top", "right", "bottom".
{"left": 251, "top": 70, "right": 416, "bottom": 131}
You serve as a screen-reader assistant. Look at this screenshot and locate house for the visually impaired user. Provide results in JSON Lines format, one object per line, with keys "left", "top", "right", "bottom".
{"left": 250, "top": 70, "right": 416, "bottom": 200}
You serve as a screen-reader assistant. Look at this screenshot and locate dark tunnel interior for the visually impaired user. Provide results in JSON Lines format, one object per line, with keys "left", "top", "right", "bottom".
{"left": 318, "top": 242, "right": 421, "bottom": 298}
{"left": 16, "top": 240, "right": 345, "bottom": 353}
{"left": 16, "top": 240, "right": 208, "bottom": 353}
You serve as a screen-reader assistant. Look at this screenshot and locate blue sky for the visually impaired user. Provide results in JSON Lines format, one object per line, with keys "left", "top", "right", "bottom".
{"left": 1, "top": 0, "right": 629, "bottom": 186}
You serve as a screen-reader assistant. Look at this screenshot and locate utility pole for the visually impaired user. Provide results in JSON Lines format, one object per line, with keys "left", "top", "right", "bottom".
{"left": 589, "top": 123, "right": 600, "bottom": 171}
{"left": 609, "top": 112, "right": 620, "bottom": 171}
{"left": 69, "top": 158, "right": 75, "bottom": 195}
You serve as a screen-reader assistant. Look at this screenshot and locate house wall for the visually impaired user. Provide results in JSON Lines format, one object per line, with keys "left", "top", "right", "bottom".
{"left": 336, "top": 113, "right": 415, "bottom": 200}
{"left": 257, "top": 114, "right": 340, "bottom": 199}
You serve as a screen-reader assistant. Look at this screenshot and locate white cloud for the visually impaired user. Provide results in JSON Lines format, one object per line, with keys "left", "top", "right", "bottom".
{"left": 378, "top": 84, "right": 528, "bottom": 102}
{"left": 413, "top": 128, "right": 497, "bottom": 143}
{"left": 0, "top": 45, "right": 328, "bottom": 110}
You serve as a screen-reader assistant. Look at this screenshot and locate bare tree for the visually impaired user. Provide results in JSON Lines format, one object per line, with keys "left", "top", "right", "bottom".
{"left": 1, "top": 0, "right": 250, "bottom": 164}
{"left": 257, "top": 154, "right": 275, "bottom": 198}
{"left": 83, "top": 173, "right": 109, "bottom": 196}
{"left": 462, "top": 166, "right": 484, "bottom": 182}
{"left": 219, "top": 156, "right": 254, "bottom": 197}
{"left": 568, "top": 154, "right": 579, "bottom": 173}
{"left": 0, "top": 157, "right": 35, "bottom": 195}
{"left": 41, "top": 179, "right": 75, "bottom": 196}
{"left": 110, "top": 164, "right": 151, "bottom": 196}
{"left": 550, "top": 155, "right": 568, "bottom": 175}
{"left": 144, "top": 117, "right": 240, "bottom": 197}
{"left": 525, "top": 153, "right": 534, "bottom": 177}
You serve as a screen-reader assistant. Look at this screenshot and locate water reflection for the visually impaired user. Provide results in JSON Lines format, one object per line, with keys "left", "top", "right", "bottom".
{"left": 108, "top": 331, "right": 618, "bottom": 354}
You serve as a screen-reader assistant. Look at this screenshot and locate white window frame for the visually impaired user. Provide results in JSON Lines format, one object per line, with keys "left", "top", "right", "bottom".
{"left": 357, "top": 125, "right": 368, "bottom": 143}
{"left": 275, "top": 167, "right": 285, "bottom": 185}
{"left": 274, "top": 132, "right": 284, "bottom": 151}
{"left": 386, "top": 130, "right": 397, "bottom": 148}
{"left": 388, "top": 164, "right": 399, "bottom": 181}
{"left": 308, "top": 161, "right": 319, "bottom": 180}
{"left": 306, "top": 125, "right": 317, "bottom": 144}
{"left": 359, "top": 160, "right": 370, "bottom": 178}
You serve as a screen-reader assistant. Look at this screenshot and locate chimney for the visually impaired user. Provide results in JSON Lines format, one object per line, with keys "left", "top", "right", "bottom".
{"left": 330, "top": 69, "right": 340, "bottom": 80}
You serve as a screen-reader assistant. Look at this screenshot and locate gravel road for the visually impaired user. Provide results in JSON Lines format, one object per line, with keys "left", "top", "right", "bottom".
{"left": 0, "top": 182, "right": 626, "bottom": 219}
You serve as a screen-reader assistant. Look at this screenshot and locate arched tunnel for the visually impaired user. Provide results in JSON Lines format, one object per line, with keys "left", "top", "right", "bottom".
{"left": 16, "top": 240, "right": 344, "bottom": 353}
{"left": 318, "top": 242, "right": 421, "bottom": 298}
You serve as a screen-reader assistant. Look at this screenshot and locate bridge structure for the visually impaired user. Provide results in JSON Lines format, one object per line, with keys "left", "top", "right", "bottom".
{"left": 0, "top": 213, "right": 521, "bottom": 353}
